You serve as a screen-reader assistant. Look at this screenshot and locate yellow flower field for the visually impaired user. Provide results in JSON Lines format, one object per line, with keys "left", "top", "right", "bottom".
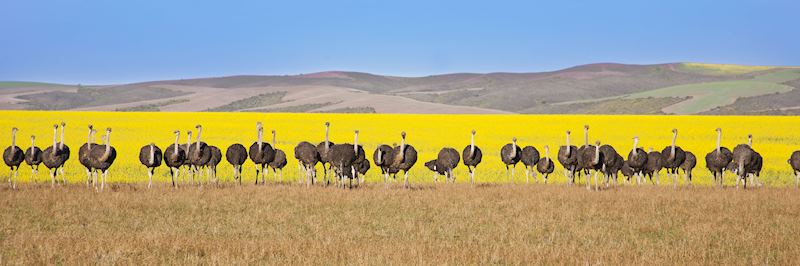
{"left": 2, "top": 111, "right": 800, "bottom": 186}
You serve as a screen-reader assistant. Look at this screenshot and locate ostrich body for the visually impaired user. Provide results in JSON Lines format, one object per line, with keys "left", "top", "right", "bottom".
{"left": 558, "top": 130, "right": 579, "bottom": 184}
{"left": 164, "top": 130, "right": 186, "bottom": 188}
{"left": 500, "top": 137, "right": 522, "bottom": 183}
{"left": 788, "top": 151, "right": 800, "bottom": 188}
{"left": 24, "top": 134, "right": 42, "bottom": 184}
{"left": 53, "top": 122, "right": 70, "bottom": 184}
{"left": 249, "top": 123, "right": 275, "bottom": 185}
{"left": 680, "top": 151, "right": 697, "bottom": 185}
{"left": 373, "top": 144, "right": 394, "bottom": 187}
{"left": 42, "top": 124, "right": 65, "bottom": 187}
{"left": 3, "top": 127, "right": 24, "bottom": 189}
{"left": 705, "top": 128, "right": 733, "bottom": 188}
{"left": 89, "top": 128, "right": 117, "bottom": 191}
{"left": 78, "top": 125, "right": 96, "bottom": 186}
{"left": 620, "top": 160, "right": 636, "bottom": 183}
{"left": 536, "top": 145, "right": 555, "bottom": 183}
{"left": 316, "top": 122, "right": 335, "bottom": 185}
{"left": 462, "top": 130, "right": 482, "bottom": 186}
{"left": 225, "top": 143, "right": 248, "bottom": 184}
{"left": 427, "top": 147, "right": 459, "bottom": 183}
{"left": 187, "top": 125, "right": 212, "bottom": 185}
{"left": 139, "top": 143, "right": 163, "bottom": 188}
{"left": 520, "top": 145, "right": 540, "bottom": 184}
{"left": 294, "top": 141, "right": 320, "bottom": 187}
{"left": 598, "top": 143, "right": 620, "bottom": 189}
{"left": 329, "top": 130, "right": 360, "bottom": 189}
{"left": 576, "top": 125, "right": 598, "bottom": 186}
{"left": 206, "top": 145, "right": 222, "bottom": 184}
{"left": 390, "top": 131, "right": 417, "bottom": 189}
{"left": 605, "top": 153, "right": 625, "bottom": 186}
{"left": 731, "top": 142, "right": 756, "bottom": 189}
{"left": 661, "top": 129, "right": 686, "bottom": 188}
{"left": 627, "top": 137, "right": 648, "bottom": 185}
{"left": 744, "top": 135, "right": 763, "bottom": 187}
{"left": 643, "top": 147, "right": 663, "bottom": 185}
{"left": 268, "top": 130, "right": 287, "bottom": 183}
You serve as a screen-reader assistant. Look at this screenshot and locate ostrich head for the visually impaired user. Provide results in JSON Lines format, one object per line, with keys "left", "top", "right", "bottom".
{"left": 747, "top": 134, "right": 753, "bottom": 147}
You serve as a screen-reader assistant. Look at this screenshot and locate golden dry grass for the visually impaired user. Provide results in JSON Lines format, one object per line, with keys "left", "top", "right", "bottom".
{"left": 1, "top": 183, "right": 799, "bottom": 264}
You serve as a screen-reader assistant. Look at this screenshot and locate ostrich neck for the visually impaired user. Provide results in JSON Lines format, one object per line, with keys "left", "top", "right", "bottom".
{"left": 52, "top": 129, "right": 57, "bottom": 154}
{"left": 470, "top": 134, "right": 475, "bottom": 155}
{"left": 257, "top": 129, "right": 262, "bottom": 150}
{"left": 30, "top": 137, "right": 34, "bottom": 150}
{"left": 272, "top": 132, "right": 276, "bottom": 147}
{"left": 545, "top": 147, "right": 550, "bottom": 160}
{"left": 511, "top": 141, "right": 516, "bottom": 157}
{"left": 400, "top": 137, "right": 406, "bottom": 160}
{"left": 584, "top": 129, "right": 589, "bottom": 146}
{"left": 324, "top": 126, "right": 329, "bottom": 153}
{"left": 632, "top": 139, "right": 638, "bottom": 156}
{"left": 594, "top": 145, "right": 600, "bottom": 165}
{"left": 716, "top": 131, "right": 721, "bottom": 153}
{"left": 59, "top": 126, "right": 65, "bottom": 149}
{"left": 11, "top": 131, "right": 16, "bottom": 153}
{"left": 173, "top": 135, "right": 179, "bottom": 155}
{"left": 100, "top": 135, "right": 111, "bottom": 161}
{"left": 748, "top": 137, "right": 752, "bottom": 147}
{"left": 196, "top": 128, "right": 202, "bottom": 150}
{"left": 149, "top": 144, "right": 155, "bottom": 165}
{"left": 376, "top": 150, "right": 382, "bottom": 164}
{"left": 565, "top": 133, "right": 571, "bottom": 156}
{"left": 353, "top": 133, "right": 358, "bottom": 153}
{"left": 670, "top": 133, "right": 677, "bottom": 158}
{"left": 87, "top": 129, "right": 92, "bottom": 149}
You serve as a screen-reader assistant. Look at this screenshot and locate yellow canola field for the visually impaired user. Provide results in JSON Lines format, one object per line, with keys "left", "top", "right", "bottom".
{"left": 2, "top": 111, "right": 799, "bottom": 186}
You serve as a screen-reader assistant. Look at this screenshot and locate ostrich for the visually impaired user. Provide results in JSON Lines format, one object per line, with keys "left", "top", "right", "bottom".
{"left": 294, "top": 141, "right": 320, "bottom": 187}
{"left": 3, "top": 127, "right": 24, "bottom": 189}
{"left": 139, "top": 143, "right": 163, "bottom": 188}
{"left": 164, "top": 130, "right": 186, "bottom": 188}
{"left": 576, "top": 125, "right": 596, "bottom": 186}
{"left": 579, "top": 141, "right": 602, "bottom": 191}
{"left": 606, "top": 153, "right": 625, "bottom": 186}
{"left": 188, "top": 125, "right": 213, "bottom": 185}
{"left": 329, "top": 130, "right": 359, "bottom": 189}
{"left": 24, "top": 134, "right": 42, "bottom": 184}
{"left": 500, "top": 137, "right": 522, "bottom": 183}
{"left": 374, "top": 144, "right": 394, "bottom": 188}
{"left": 520, "top": 145, "right": 540, "bottom": 184}
{"left": 179, "top": 131, "right": 193, "bottom": 184}
{"left": 79, "top": 125, "right": 96, "bottom": 186}
{"left": 89, "top": 128, "right": 117, "bottom": 191}
{"left": 620, "top": 160, "right": 636, "bottom": 183}
{"left": 462, "top": 130, "right": 483, "bottom": 186}
{"left": 789, "top": 151, "right": 800, "bottom": 188}
{"left": 558, "top": 130, "right": 579, "bottom": 184}
{"left": 426, "top": 147, "right": 460, "bottom": 183}
{"left": 746, "top": 135, "right": 763, "bottom": 187}
{"left": 249, "top": 122, "right": 275, "bottom": 185}
{"left": 731, "top": 139, "right": 757, "bottom": 189}
{"left": 661, "top": 129, "right": 686, "bottom": 188}
{"left": 355, "top": 159, "right": 370, "bottom": 185}
{"left": 598, "top": 142, "right": 620, "bottom": 189}
{"left": 42, "top": 124, "right": 64, "bottom": 187}
{"left": 55, "top": 122, "right": 70, "bottom": 184}
{"left": 627, "top": 136, "right": 648, "bottom": 185}
{"left": 680, "top": 151, "right": 697, "bottom": 186}
{"left": 705, "top": 128, "right": 733, "bottom": 188}
{"left": 206, "top": 145, "right": 222, "bottom": 184}
{"left": 643, "top": 147, "right": 663, "bottom": 185}
{"left": 269, "top": 130, "right": 287, "bottom": 183}
{"left": 390, "top": 131, "right": 418, "bottom": 189}
{"left": 225, "top": 143, "right": 247, "bottom": 184}
{"left": 316, "top": 122, "right": 335, "bottom": 185}
{"left": 536, "top": 145, "right": 555, "bottom": 183}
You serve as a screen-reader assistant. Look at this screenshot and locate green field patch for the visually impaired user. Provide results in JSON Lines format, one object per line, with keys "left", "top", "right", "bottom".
{"left": 624, "top": 80, "right": 793, "bottom": 114}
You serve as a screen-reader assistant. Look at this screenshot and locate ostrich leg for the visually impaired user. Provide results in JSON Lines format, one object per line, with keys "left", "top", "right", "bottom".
{"left": 470, "top": 167, "right": 475, "bottom": 186}
{"left": 525, "top": 167, "right": 529, "bottom": 184}
{"left": 593, "top": 171, "right": 599, "bottom": 191}
{"left": 12, "top": 168, "right": 17, "bottom": 189}
{"left": 60, "top": 167, "right": 66, "bottom": 184}
{"left": 148, "top": 168, "right": 153, "bottom": 189}
{"left": 404, "top": 171, "right": 409, "bottom": 189}
{"left": 50, "top": 169, "right": 56, "bottom": 188}
{"left": 795, "top": 171, "right": 799, "bottom": 189}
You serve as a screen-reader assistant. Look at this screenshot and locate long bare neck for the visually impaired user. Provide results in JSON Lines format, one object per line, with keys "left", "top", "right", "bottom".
{"left": 10, "top": 131, "right": 16, "bottom": 152}
{"left": 748, "top": 136, "right": 752, "bottom": 147}
{"left": 511, "top": 141, "right": 516, "bottom": 157}
{"left": 324, "top": 126, "right": 330, "bottom": 152}
{"left": 257, "top": 129, "right": 263, "bottom": 150}
{"left": 100, "top": 134, "right": 112, "bottom": 161}
{"left": 186, "top": 133, "right": 192, "bottom": 147}
{"left": 470, "top": 133, "right": 475, "bottom": 155}
{"left": 149, "top": 143, "right": 155, "bottom": 165}
{"left": 565, "top": 132, "right": 571, "bottom": 156}
{"left": 400, "top": 136, "right": 406, "bottom": 160}
{"left": 594, "top": 145, "right": 600, "bottom": 164}
{"left": 173, "top": 135, "right": 180, "bottom": 155}
{"left": 272, "top": 131, "right": 277, "bottom": 147}
{"left": 87, "top": 129, "right": 92, "bottom": 149}
{"left": 716, "top": 131, "right": 721, "bottom": 153}
{"left": 30, "top": 136, "right": 35, "bottom": 150}
{"left": 195, "top": 128, "right": 202, "bottom": 150}
{"left": 671, "top": 132, "right": 677, "bottom": 157}
{"left": 584, "top": 128, "right": 589, "bottom": 146}
{"left": 59, "top": 126, "right": 65, "bottom": 149}
{"left": 632, "top": 138, "right": 638, "bottom": 155}
{"left": 353, "top": 132, "right": 359, "bottom": 153}
{"left": 52, "top": 128, "right": 57, "bottom": 154}
{"left": 545, "top": 146, "right": 550, "bottom": 160}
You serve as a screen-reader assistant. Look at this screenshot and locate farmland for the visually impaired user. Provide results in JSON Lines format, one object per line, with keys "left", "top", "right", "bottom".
{"left": 2, "top": 111, "right": 800, "bottom": 186}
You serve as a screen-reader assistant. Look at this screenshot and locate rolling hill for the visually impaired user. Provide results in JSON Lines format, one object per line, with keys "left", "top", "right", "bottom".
{"left": 2, "top": 62, "right": 798, "bottom": 114}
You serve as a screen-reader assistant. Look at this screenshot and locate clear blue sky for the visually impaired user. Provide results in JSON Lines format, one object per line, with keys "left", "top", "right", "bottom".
{"left": 1, "top": 0, "right": 798, "bottom": 84}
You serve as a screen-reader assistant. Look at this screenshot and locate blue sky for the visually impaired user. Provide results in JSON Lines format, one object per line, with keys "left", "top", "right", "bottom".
{"left": 1, "top": 0, "right": 798, "bottom": 84}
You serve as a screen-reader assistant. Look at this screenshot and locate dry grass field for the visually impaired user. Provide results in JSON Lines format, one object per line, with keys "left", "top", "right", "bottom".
{"left": 1, "top": 184, "right": 799, "bottom": 264}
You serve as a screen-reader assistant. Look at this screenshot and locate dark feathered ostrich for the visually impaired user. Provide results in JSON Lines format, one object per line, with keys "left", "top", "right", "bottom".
{"left": 53, "top": 122, "right": 70, "bottom": 184}
{"left": 24, "top": 134, "right": 42, "bottom": 184}
{"left": 520, "top": 145, "right": 540, "bottom": 184}
{"left": 294, "top": 141, "right": 319, "bottom": 187}
{"left": 576, "top": 125, "right": 598, "bottom": 187}
{"left": 355, "top": 159, "right": 370, "bottom": 185}
{"left": 187, "top": 125, "right": 213, "bottom": 185}
{"left": 680, "top": 151, "right": 697, "bottom": 186}
{"left": 206, "top": 145, "right": 222, "bottom": 184}
{"left": 705, "top": 128, "right": 733, "bottom": 188}
{"left": 316, "top": 122, "right": 335, "bottom": 185}
{"left": 621, "top": 160, "right": 636, "bottom": 183}
{"left": 462, "top": 130, "right": 482, "bottom": 186}
{"left": 789, "top": 151, "right": 800, "bottom": 188}
{"left": 661, "top": 129, "right": 686, "bottom": 188}
{"left": 225, "top": 143, "right": 247, "bottom": 185}
{"left": 390, "top": 131, "right": 417, "bottom": 189}
{"left": 42, "top": 124, "right": 65, "bottom": 187}
{"left": 374, "top": 144, "right": 394, "bottom": 188}
{"left": 329, "top": 130, "right": 359, "bottom": 189}
{"left": 249, "top": 122, "right": 275, "bottom": 185}
{"left": 558, "top": 130, "right": 579, "bottom": 184}
{"left": 607, "top": 153, "right": 625, "bottom": 186}
{"left": 536, "top": 145, "right": 555, "bottom": 183}
{"left": 3, "top": 127, "right": 24, "bottom": 189}
{"left": 745, "top": 135, "right": 763, "bottom": 187}
{"left": 179, "top": 131, "right": 193, "bottom": 184}
{"left": 89, "top": 128, "right": 117, "bottom": 191}
{"left": 732, "top": 136, "right": 757, "bottom": 189}
{"left": 164, "top": 130, "right": 186, "bottom": 188}
{"left": 425, "top": 147, "right": 460, "bottom": 183}
{"left": 139, "top": 143, "right": 163, "bottom": 189}
{"left": 78, "top": 125, "right": 96, "bottom": 187}
{"left": 643, "top": 147, "right": 663, "bottom": 185}
{"left": 627, "top": 137, "right": 647, "bottom": 185}
{"left": 597, "top": 142, "right": 620, "bottom": 189}
{"left": 500, "top": 137, "right": 522, "bottom": 183}
{"left": 269, "top": 130, "right": 287, "bottom": 183}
